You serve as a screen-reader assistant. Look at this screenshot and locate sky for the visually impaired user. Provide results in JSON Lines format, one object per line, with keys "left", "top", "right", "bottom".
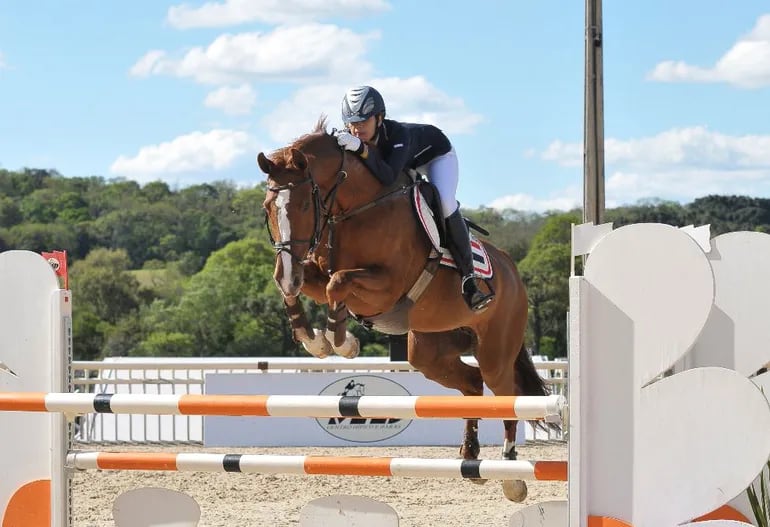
{"left": 2, "top": 1, "right": 770, "bottom": 213}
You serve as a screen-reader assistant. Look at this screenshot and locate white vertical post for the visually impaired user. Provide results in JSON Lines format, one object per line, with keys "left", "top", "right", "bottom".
{"left": 51, "top": 289, "right": 73, "bottom": 527}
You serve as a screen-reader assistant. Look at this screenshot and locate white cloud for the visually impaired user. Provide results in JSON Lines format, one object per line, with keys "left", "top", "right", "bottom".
{"left": 110, "top": 129, "right": 255, "bottom": 183}
{"left": 544, "top": 126, "right": 770, "bottom": 169}
{"left": 373, "top": 76, "right": 484, "bottom": 134}
{"left": 539, "top": 126, "right": 770, "bottom": 205}
{"left": 0, "top": 51, "right": 6, "bottom": 70}
{"left": 488, "top": 192, "right": 580, "bottom": 213}
{"left": 604, "top": 167, "right": 770, "bottom": 208}
{"left": 204, "top": 84, "right": 256, "bottom": 115}
{"left": 648, "top": 14, "right": 770, "bottom": 88}
{"left": 129, "top": 24, "right": 379, "bottom": 84}
{"left": 167, "top": 0, "right": 390, "bottom": 28}
{"left": 262, "top": 76, "right": 484, "bottom": 143}
{"left": 542, "top": 140, "right": 582, "bottom": 167}
{"left": 129, "top": 50, "right": 167, "bottom": 77}
{"left": 262, "top": 84, "right": 346, "bottom": 143}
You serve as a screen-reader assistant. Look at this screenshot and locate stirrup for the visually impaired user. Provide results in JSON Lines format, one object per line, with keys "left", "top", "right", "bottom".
{"left": 461, "top": 275, "right": 495, "bottom": 312}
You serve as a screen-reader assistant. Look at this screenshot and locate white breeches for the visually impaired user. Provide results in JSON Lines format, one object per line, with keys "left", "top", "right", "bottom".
{"left": 419, "top": 148, "right": 459, "bottom": 218}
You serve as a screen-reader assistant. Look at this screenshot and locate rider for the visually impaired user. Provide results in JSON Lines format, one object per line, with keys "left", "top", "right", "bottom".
{"left": 336, "top": 85, "right": 494, "bottom": 312}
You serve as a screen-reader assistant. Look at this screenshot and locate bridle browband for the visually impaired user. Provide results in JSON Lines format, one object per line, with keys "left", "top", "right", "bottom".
{"left": 264, "top": 143, "right": 415, "bottom": 274}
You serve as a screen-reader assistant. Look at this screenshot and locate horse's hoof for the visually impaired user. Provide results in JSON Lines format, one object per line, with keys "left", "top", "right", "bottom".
{"left": 468, "top": 478, "right": 489, "bottom": 486}
{"left": 335, "top": 345, "right": 359, "bottom": 359}
{"left": 329, "top": 331, "right": 360, "bottom": 359}
{"left": 502, "top": 480, "right": 528, "bottom": 502}
{"left": 303, "top": 330, "right": 332, "bottom": 358}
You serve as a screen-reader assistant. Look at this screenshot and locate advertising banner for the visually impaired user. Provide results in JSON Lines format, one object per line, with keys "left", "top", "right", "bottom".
{"left": 204, "top": 371, "right": 505, "bottom": 447}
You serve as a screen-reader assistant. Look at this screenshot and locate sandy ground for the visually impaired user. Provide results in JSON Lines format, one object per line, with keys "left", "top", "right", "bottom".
{"left": 70, "top": 441, "right": 567, "bottom": 527}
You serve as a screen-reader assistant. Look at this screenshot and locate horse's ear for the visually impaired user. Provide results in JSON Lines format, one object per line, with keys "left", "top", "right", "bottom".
{"left": 257, "top": 152, "right": 274, "bottom": 175}
{"left": 290, "top": 148, "right": 308, "bottom": 171}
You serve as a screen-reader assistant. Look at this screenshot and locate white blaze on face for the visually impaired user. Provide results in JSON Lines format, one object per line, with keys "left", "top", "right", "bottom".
{"left": 275, "top": 189, "right": 295, "bottom": 293}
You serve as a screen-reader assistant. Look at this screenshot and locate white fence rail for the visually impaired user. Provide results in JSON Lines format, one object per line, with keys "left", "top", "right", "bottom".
{"left": 72, "top": 356, "right": 567, "bottom": 445}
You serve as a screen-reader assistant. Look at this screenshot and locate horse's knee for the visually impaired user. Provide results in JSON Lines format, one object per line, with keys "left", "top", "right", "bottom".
{"left": 325, "top": 272, "right": 349, "bottom": 303}
{"left": 408, "top": 350, "right": 440, "bottom": 377}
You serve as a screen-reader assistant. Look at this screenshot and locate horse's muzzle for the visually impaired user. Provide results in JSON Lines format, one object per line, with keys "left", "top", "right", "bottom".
{"left": 274, "top": 252, "right": 304, "bottom": 297}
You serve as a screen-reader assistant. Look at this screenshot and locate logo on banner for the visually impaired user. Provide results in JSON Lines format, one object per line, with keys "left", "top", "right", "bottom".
{"left": 316, "top": 375, "right": 412, "bottom": 443}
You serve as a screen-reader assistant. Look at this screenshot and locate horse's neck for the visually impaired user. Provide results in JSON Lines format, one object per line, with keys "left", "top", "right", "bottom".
{"left": 334, "top": 159, "right": 386, "bottom": 207}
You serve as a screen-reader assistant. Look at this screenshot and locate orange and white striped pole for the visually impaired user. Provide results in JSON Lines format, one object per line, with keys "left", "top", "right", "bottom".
{"left": 67, "top": 451, "right": 567, "bottom": 481}
{"left": 0, "top": 392, "right": 565, "bottom": 420}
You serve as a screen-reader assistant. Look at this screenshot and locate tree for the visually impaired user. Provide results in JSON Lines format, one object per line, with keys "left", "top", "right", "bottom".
{"left": 4, "top": 223, "right": 78, "bottom": 254}
{"left": 140, "top": 236, "right": 295, "bottom": 357}
{"left": 69, "top": 248, "right": 142, "bottom": 359}
{"left": 90, "top": 203, "right": 180, "bottom": 265}
{"left": 465, "top": 207, "right": 545, "bottom": 262}
{"left": 0, "top": 196, "right": 22, "bottom": 227}
{"left": 518, "top": 212, "right": 581, "bottom": 357}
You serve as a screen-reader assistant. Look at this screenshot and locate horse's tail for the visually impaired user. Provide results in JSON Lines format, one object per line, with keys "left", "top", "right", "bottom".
{"left": 514, "top": 345, "right": 561, "bottom": 435}
{"left": 515, "top": 344, "right": 549, "bottom": 397}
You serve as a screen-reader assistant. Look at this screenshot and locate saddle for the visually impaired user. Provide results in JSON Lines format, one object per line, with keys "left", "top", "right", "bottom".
{"left": 407, "top": 171, "right": 493, "bottom": 280}
{"left": 350, "top": 170, "right": 493, "bottom": 334}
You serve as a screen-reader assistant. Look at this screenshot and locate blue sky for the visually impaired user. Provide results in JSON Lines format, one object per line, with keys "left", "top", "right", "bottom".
{"left": 2, "top": 1, "right": 770, "bottom": 213}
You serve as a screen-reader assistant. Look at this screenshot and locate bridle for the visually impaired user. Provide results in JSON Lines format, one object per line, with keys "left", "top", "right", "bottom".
{"left": 264, "top": 148, "right": 348, "bottom": 269}
{"left": 264, "top": 143, "right": 416, "bottom": 274}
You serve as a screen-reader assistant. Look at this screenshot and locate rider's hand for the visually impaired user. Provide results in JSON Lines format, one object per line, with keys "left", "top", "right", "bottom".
{"left": 336, "top": 132, "right": 364, "bottom": 155}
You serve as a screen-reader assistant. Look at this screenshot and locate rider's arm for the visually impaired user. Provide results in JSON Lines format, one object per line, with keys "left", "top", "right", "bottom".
{"left": 359, "top": 125, "right": 411, "bottom": 186}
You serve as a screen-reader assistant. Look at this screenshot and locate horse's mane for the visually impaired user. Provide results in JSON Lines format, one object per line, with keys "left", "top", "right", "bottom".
{"left": 269, "top": 116, "right": 332, "bottom": 168}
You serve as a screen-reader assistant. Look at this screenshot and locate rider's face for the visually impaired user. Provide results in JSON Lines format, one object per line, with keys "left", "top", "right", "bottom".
{"left": 348, "top": 115, "right": 378, "bottom": 143}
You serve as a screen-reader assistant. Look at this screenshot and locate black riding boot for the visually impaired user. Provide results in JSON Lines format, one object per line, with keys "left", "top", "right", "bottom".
{"left": 445, "top": 209, "right": 495, "bottom": 311}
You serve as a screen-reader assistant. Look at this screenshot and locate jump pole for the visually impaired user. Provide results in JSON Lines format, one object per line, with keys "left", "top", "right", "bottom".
{"left": 66, "top": 452, "right": 567, "bottom": 481}
{"left": 0, "top": 392, "right": 565, "bottom": 420}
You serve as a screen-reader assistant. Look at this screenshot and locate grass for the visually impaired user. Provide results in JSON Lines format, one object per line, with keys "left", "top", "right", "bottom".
{"left": 748, "top": 460, "right": 770, "bottom": 527}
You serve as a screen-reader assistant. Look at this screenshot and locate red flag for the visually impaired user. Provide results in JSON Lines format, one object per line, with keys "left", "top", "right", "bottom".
{"left": 41, "top": 250, "right": 68, "bottom": 289}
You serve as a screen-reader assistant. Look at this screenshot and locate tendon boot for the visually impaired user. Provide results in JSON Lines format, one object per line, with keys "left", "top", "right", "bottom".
{"left": 445, "top": 209, "right": 494, "bottom": 311}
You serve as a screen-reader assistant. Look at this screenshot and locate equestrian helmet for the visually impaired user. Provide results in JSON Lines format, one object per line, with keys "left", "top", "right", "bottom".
{"left": 341, "top": 86, "right": 385, "bottom": 124}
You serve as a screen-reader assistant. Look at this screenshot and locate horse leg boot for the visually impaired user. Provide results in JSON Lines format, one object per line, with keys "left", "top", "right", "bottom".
{"left": 445, "top": 209, "right": 494, "bottom": 311}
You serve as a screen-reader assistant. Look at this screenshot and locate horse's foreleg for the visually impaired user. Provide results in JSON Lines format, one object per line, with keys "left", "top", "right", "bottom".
{"left": 322, "top": 300, "right": 358, "bottom": 359}
{"left": 326, "top": 301, "right": 351, "bottom": 350}
{"left": 323, "top": 267, "right": 395, "bottom": 359}
{"left": 283, "top": 295, "right": 332, "bottom": 358}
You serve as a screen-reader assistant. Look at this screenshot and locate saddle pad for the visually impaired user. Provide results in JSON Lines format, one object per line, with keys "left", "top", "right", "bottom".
{"left": 413, "top": 187, "right": 494, "bottom": 280}
{"left": 440, "top": 239, "right": 494, "bottom": 279}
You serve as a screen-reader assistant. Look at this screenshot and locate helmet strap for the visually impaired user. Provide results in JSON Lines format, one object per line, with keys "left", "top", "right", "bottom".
{"left": 371, "top": 114, "right": 385, "bottom": 144}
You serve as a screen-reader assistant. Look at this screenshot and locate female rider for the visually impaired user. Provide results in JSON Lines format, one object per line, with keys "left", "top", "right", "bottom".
{"left": 336, "top": 85, "right": 493, "bottom": 312}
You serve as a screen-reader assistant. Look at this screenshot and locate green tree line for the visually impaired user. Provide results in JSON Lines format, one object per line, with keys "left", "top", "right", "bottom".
{"left": 2, "top": 168, "right": 767, "bottom": 360}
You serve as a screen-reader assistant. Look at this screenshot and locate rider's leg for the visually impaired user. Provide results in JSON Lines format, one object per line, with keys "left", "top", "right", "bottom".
{"left": 427, "top": 149, "right": 494, "bottom": 311}
{"left": 445, "top": 208, "right": 494, "bottom": 311}
{"left": 426, "top": 148, "right": 461, "bottom": 219}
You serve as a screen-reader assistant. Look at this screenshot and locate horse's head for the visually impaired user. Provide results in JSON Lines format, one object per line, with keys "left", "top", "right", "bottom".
{"left": 258, "top": 118, "right": 370, "bottom": 297}
{"left": 258, "top": 146, "right": 320, "bottom": 297}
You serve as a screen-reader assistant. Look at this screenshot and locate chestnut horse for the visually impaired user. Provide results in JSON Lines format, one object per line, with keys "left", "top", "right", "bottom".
{"left": 257, "top": 119, "right": 549, "bottom": 502}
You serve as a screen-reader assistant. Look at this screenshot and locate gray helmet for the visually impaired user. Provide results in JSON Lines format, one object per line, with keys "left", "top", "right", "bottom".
{"left": 341, "top": 86, "right": 385, "bottom": 124}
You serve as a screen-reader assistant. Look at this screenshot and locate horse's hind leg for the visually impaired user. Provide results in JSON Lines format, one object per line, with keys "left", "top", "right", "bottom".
{"left": 407, "top": 330, "right": 485, "bottom": 462}
{"left": 476, "top": 320, "right": 536, "bottom": 502}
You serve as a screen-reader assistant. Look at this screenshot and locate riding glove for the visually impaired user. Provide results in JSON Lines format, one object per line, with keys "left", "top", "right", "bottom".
{"left": 336, "top": 132, "right": 364, "bottom": 155}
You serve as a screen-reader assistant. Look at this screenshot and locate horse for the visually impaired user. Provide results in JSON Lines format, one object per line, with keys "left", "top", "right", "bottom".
{"left": 257, "top": 118, "right": 550, "bottom": 502}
